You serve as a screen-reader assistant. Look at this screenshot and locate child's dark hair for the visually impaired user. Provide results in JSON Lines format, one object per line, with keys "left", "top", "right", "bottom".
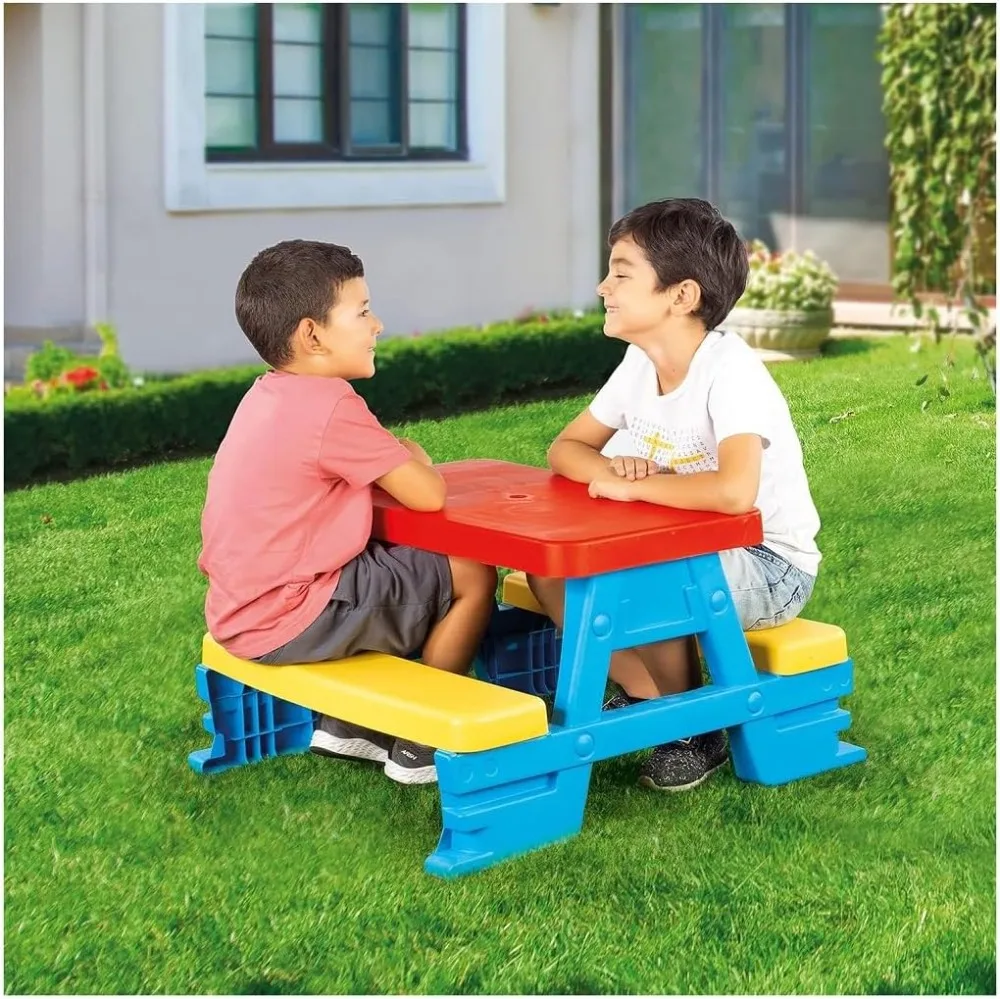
{"left": 608, "top": 198, "right": 749, "bottom": 330}
{"left": 235, "top": 239, "right": 364, "bottom": 367}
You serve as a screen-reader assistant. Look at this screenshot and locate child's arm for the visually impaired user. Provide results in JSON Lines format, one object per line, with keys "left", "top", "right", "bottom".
{"left": 376, "top": 461, "right": 447, "bottom": 512}
{"left": 319, "top": 394, "right": 446, "bottom": 512}
{"left": 547, "top": 409, "right": 618, "bottom": 483}
{"left": 399, "top": 438, "right": 433, "bottom": 466}
{"left": 589, "top": 435, "right": 763, "bottom": 515}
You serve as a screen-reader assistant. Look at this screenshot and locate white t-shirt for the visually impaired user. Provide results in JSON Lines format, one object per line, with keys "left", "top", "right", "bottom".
{"left": 591, "top": 331, "right": 821, "bottom": 576}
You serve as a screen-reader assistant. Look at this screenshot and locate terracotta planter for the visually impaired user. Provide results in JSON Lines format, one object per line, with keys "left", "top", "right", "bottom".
{"left": 722, "top": 306, "right": 834, "bottom": 361}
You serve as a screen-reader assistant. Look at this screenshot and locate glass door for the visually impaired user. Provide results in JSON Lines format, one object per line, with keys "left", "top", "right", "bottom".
{"left": 619, "top": 3, "right": 890, "bottom": 284}
{"left": 713, "top": 4, "right": 791, "bottom": 249}
{"left": 797, "top": 3, "right": 890, "bottom": 281}
{"left": 622, "top": 4, "right": 705, "bottom": 209}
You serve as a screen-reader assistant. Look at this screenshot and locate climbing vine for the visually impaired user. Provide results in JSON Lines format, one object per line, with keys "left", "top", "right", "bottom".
{"left": 880, "top": 3, "right": 996, "bottom": 386}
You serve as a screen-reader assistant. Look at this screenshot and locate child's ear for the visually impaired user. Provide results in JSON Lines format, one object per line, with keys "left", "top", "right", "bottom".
{"left": 671, "top": 279, "right": 702, "bottom": 317}
{"left": 293, "top": 317, "right": 325, "bottom": 355}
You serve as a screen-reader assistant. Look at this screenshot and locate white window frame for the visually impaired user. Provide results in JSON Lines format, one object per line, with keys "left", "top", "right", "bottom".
{"left": 163, "top": 3, "right": 506, "bottom": 212}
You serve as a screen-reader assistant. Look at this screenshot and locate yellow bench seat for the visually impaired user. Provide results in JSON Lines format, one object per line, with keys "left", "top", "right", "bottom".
{"left": 201, "top": 635, "right": 549, "bottom": 753}
{"left": 501, "top": 571, "right": 848, "bottom": 676}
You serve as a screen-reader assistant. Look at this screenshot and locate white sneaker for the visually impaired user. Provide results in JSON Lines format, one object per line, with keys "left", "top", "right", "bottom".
{"left": 309, "top": 715, "right": 394, "bottom": 764}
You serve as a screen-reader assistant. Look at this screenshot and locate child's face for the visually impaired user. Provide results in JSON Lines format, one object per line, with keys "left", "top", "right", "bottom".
{"left": 307, "top": 277, "right": 383, "bottom": 379}
{"left": 597, "top": 237, "right": 695, "bottom": 343}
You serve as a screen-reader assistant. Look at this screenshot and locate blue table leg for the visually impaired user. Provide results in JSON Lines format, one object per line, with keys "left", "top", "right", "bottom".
{"left": 686, "top": 552, "right": 866, "bottom": 785}
{"left": 426, "top": 572, "right": 623, "bottom": 877}
{"left": 425, "top": 762, "right": 591, "bottom": 877}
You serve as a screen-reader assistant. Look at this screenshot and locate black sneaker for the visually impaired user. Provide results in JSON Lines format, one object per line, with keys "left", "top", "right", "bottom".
{"left": 309, "top": 715, "right": 394, "bottom": 765}
{"left": 603, "top": 690, "right": 644, "bottom": 711}
{"left": 638, "top": 730, "right": 729, "bottom": 792}
{"left": 384, "top": 738, "right": 438, "bottom": 785}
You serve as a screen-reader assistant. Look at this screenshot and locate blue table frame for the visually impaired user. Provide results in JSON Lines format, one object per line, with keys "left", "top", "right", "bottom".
{"left": 426, "top": 552, "right": 864, "bottom": 877}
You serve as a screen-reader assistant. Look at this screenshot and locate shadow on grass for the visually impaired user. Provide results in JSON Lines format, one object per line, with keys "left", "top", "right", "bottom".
{"left": 4, "top": 445, "right": 214, "bottom": 492}
{"left": 868, "top": 955, "right": 995, "bottom": 995}
{"left": 236, "top": 974, "right": 308, "bottom": 994}
{"left": 821, "top": 337, "right": 889, "bottom": 359}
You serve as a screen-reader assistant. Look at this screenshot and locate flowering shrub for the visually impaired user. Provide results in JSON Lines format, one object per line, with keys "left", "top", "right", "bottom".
{"left": 13, "top": 323, "right": 132, "bottom": 402}
{"left": 6, "top": 312, "right": 616, "bottom": 485}
{"left": 737, "top": 241, "right": 839, "bottom": 312}
{"left": 28, "top": 366, "right": 109, "bottom": 398}
{"left": 62, "top": 366, "right": 102, "bottom": 389}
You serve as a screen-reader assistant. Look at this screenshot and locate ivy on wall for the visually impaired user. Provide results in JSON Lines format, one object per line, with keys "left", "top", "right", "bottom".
{"left": 880, "top": 3, "right": 996, "bottom": 316}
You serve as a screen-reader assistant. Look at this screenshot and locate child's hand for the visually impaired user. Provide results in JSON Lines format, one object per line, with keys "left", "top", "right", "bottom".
{"left": 608, "top": 455, "right": 661, "bottom": 481}
{"left": 588, "top": 474, "right": 637, "bottom": 502}
{"left": 399, "top": 438, "right": 433, "bottom": 466}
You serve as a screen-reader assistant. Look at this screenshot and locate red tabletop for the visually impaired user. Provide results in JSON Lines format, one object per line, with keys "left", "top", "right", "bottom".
{"left": 371, "top": 459, "right": 762, "bottom": 577}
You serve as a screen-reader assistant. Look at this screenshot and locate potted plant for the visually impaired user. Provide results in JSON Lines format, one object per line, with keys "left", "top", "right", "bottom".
{"left": 723, "top": 241, "right": 839, "bottom": 360}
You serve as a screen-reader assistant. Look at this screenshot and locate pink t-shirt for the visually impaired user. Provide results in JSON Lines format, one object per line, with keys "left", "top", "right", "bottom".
{"left": 198, "top": 371, "right": 411, "bottom": 659}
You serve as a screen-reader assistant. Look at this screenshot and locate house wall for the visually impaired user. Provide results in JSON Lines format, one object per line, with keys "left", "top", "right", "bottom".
{"left": 88, "top": 2, "right": 600, "bottom": 373}
{"left": 4, "top": 3, "right": 87, "bottom": 333}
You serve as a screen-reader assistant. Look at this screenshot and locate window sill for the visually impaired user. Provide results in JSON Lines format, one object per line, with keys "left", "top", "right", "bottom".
{"left": 170, "top": 158, "right": 503, "bottom": 213}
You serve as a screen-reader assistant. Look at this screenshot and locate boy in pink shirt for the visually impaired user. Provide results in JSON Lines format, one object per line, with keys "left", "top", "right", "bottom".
{"left": 198, "top": 240, "right": 497, "bottom": 785}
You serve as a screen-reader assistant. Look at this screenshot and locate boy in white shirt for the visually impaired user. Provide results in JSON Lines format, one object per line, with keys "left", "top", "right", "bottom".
{"left": 527, "top": 198, "right": 821, "bottom": 792}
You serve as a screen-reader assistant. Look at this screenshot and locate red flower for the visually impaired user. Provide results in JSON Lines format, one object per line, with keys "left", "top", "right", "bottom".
{"left": 62, "top": 366, "right": 101, "bottom": 388}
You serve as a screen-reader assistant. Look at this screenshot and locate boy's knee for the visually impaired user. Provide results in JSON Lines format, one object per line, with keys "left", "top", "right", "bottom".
{"left": 449, "top": 557, "right": 497, "bottom": 600}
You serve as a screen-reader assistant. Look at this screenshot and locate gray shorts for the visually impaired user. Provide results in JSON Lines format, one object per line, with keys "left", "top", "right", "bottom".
{"left": 256, "top": 541, "right": 453, "bottom": 665}
{"left": 719, "top": 544, "right": 816, "bottom": 631}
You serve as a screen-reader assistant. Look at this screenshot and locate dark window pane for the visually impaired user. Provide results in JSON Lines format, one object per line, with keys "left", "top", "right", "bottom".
{"left": 348, "top": 4, "right": 400, "bottom": 146}
{"left": 350, "top": 46, "right": 392, "bottom": 100}
{"left": 351, "top": 100, "right": 395, "bottom": 146}
{"left": 349, "top": 4, "right": 393, "bottom": 45}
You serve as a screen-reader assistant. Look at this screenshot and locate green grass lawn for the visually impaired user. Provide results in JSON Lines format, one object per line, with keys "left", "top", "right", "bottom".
{"left": 4, "top": 337, "right": 996, "bottom": 995}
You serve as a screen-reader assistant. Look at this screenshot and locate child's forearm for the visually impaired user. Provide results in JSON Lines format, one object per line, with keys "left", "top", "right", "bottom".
{"left": 548, "top": 439, "right": 611, "bottom": 483}
{"left": 398, "top": 438, "right": 433, "bottom": 466}
{"left": 629, "top": 471, "right": 755, "bottom": 515}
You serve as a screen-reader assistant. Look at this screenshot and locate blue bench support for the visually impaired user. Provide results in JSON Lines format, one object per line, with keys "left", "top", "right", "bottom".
{"left": 188, "top": 665, "right": 315, "bottom": 775}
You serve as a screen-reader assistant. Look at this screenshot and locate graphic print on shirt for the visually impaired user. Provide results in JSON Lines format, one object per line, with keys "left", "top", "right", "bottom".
{"left": 627, "top": 416, "right": 718, "bottom": 473}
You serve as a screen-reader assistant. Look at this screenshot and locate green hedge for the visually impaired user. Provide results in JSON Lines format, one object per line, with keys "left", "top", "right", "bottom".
{"left": 5, "top": 315, "right": 623, "bottom": 487}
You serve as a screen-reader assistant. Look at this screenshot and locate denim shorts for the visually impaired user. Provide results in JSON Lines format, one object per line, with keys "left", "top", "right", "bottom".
{"left": 718, "top": 545, "right": 816, "bottom": 631}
